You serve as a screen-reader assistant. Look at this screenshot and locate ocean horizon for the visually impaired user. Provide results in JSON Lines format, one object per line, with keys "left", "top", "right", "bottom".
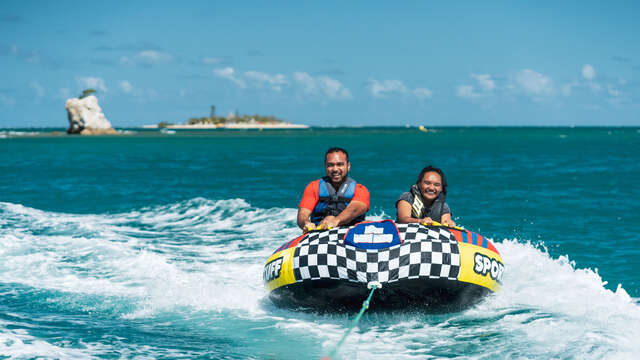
{"left": 3, "top": 125, "right": 640, "bottom": 130}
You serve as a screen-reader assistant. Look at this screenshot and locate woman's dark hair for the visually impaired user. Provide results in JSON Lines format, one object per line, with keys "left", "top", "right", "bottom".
{"left": 416, "top": 165, "right": 448, "bottom": 195}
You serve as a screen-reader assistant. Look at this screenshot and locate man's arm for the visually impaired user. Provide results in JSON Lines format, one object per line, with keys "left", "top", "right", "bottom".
{"left": 297, "top": 207, "right": 313, "bottom": 231}
{"left": 319, "top": 200, "right": 368, "bottom": 229}
{"left": 297, "top": 181, "right": 319, "bottom": 231}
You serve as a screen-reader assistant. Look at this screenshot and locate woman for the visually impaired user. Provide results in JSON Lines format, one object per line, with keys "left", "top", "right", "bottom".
{"left": 396, "top": 165, "right": 456, "bottom": 226}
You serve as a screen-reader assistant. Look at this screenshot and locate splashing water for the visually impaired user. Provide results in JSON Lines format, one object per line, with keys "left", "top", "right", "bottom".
{"left": 1, "top": 199, "right": 639, "bottom": 359}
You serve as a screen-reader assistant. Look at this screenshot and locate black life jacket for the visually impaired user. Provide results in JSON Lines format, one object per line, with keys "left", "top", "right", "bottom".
{"left": 310, "top": 176, "right": 366, "bottom": 225}
{"left": 409, "top": 184, "right": 446, "bottom": 222}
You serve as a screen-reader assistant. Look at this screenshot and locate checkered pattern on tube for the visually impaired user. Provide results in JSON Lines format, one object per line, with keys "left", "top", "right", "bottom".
{"left": 292, "top": 223, "right": 460, "bottom": 284}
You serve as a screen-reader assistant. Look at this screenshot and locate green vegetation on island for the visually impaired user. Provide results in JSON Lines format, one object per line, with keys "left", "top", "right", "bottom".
{"left": 153, "top": 106, "right": 309, "bottom": 129}
{"left": 186, "top": 114, "right": 285, "bottom": 126}
{"left": 157, "top": 107, "right": 288, "bottom": 128}
{"left": 157, "top": 121, "right": 174, "bottom": 128}
{"left": 79, "top": 89, "right": 97, "bottom": 99}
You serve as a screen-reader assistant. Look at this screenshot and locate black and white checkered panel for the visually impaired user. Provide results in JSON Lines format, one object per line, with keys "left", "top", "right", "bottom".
{"left": 395, "top": 223, "right": 456, "bottom": 243}
{"left": 304, "top": 226, "right": 350, "bottom": 244}
{"left": 292, "top": 223, "right": 460, "bottom": 284}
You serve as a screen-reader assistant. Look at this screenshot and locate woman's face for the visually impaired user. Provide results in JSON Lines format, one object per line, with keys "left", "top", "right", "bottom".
{"left": 419, "top": 171, "right": 443, "bottom": 202}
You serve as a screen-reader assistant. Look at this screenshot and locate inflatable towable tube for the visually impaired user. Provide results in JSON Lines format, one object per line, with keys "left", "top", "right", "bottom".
{"left": 263, "top": 220, "right": 504, "bottom": 312}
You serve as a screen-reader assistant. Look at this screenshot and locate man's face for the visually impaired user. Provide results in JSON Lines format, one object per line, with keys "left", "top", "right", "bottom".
{"left": 325, "top": 151, "right": 350, "bottom": 185}
{"left": 419, "top": 171, "right": 443, "bottom": 202}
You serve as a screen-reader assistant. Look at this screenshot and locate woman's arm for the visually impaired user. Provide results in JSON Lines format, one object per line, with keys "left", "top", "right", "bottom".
{"left": 441, "top": 213, "right": 456, "bottom": 226}
{"left": 397, "top": 200, "right": 430, "bottom": 224}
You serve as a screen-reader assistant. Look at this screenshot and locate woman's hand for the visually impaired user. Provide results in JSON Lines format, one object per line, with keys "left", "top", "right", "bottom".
{"left": 441, "top": 214, "right": 456, "bottom": 227}
{"left": 421, "top": 217, "right": 435, "bottom": 225}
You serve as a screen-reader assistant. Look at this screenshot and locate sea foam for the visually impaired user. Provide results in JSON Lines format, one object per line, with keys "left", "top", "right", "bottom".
{"left": 1, "top": 199, "right": 639, "bottom": 359}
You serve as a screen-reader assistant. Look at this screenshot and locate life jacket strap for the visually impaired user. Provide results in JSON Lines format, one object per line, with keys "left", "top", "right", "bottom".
{"left": 409, "top": 184, "right": 446, "bottom": 221}
{"left": 310, "top": 177, "right": 362, "bottom": 225}
{"left": 410, "top": 184, "right": 425, "bottom": 218}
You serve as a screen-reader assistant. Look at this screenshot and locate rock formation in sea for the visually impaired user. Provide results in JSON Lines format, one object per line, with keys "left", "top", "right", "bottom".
{"left": 65, "top": 95, "right": 116, "bottom": 135}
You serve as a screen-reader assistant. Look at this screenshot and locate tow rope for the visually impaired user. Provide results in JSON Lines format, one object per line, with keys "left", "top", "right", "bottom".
{"left": 322, "top": 282, "right": 381, "bottom": 360}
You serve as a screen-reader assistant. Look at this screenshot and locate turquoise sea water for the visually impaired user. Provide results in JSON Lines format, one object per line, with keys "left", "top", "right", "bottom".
{"left": 1, "top": 127, "right": 639, "bottom": 359}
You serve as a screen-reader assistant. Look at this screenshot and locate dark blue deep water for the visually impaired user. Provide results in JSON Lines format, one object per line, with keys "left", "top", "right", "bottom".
{"left": 1, "top": 127, "right": 639, "bottom": 359}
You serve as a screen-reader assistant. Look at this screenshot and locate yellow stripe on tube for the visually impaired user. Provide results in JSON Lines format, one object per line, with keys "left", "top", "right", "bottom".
{"left": 457, "top": 242, "right": 504, "bottom": 292}
{"left": 264, "top": 247, "right": 297, "bottom": 292}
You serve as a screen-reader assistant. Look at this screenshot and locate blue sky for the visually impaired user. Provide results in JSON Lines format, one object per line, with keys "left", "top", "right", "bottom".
{"left": 1, "top": 1, "right": 639, "bottom": 127}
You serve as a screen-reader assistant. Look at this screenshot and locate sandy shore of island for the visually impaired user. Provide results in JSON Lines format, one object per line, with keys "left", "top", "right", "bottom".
{"left": 144, "top": 123, "right": 309, "bottom": 130}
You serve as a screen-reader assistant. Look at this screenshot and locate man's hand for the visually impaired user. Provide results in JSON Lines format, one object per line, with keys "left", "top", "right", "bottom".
{"left": 319, "top": 216, "right": 340, "bottom": 230}
{"left": 302, "top": 222, "right": 316, "bottom": 233}
{"left": 331, "top": 200, "right": 368, "bottom": 228}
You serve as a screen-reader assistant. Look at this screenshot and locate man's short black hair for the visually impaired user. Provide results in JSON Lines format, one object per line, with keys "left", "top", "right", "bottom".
{"left": 416, "top": 165, "right": 448, "bottom": 195}
{"left": 325, "top": 147, "right": 349, "bottom": 163}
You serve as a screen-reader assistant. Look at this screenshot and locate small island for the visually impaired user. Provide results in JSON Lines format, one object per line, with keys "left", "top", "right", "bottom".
{"left": 147, "top": 107, "right": 308, "bottom": 130}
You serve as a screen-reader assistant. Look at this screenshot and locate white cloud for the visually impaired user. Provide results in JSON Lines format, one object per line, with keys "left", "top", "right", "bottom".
{"left": 135, "top": 50, "right": 173, "bottom": 65}
{"left": 607, "top": 84, "right": 622, "bottom": 97}
{"left": 213, "top": 67, "right": 246, "bottom": 88}
{"left": 213, "top": 67, "right": 234, "bottom": 78}
{"left": 213, "top": 67, "right": 352, "bottom": 100}
{"left": 562, "top": 64, "right": 625, "bottom": 99}
{"left": 293, "top": 72, "right": 316, "bottom": 93}
{"left": 368, "top": 79, "right": 432, "bottom": 100}
{"left": 456, "top": 85, "right": 481, "bottom": 99}
{"left": 456, "top": 74, "right": 497, "bottom": 99}
{"left": 120, "top": 56, "right": 134, "bottom": 66}
{"left": 413, "top": 87, "right": 433, "bottom": 100}
{"left": 3, "top": 44, "right": 40, "bottom": 64}
{"left": 588, "top": 82, "right": 603, "bottom": 93}
{"left": 368, "top": 79, "right": 408, "bottom": 98}
{"left": 456, "top": 74, "right": 495, "bottom": 100}
{"left": 29, "top": 81, "right": 45, "bottom": 97}
{"left": 119, "top": 51, "right": 173, "bottom": 67}
{"left": 244, "top": 70, "right": 288, "bottom": 92}
{"left": 119, "top": 80, "right": 133, "bottom": 93}
{"left": 564, "top": 65, "right": 601, "bottom": 94}
{"left": 77, "top": 77, "right": 108, "bottom": 92}
{"left": 581, "top": 65, "right": 602, "bottom": 93}
{"left": 472, "top": 74, "right": 496, "bottom": 91}
{"left": 561, "top": 81, "right": 579, "bottom": 96}
{"left": 515, "top": 69, "right": 554, "bottom": 96}
{"left": 317, "top": 76, "right": 352, "bottom": 99}
{"left": 582, "top": 64, "right": 596, "bottom": 80}
{"left": 293, "top": 72, "right": 352, "bottom": 100}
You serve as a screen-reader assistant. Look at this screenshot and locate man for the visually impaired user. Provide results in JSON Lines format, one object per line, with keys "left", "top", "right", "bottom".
{"left": 297, "top": 147, "right": 370, "bottom": 232}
